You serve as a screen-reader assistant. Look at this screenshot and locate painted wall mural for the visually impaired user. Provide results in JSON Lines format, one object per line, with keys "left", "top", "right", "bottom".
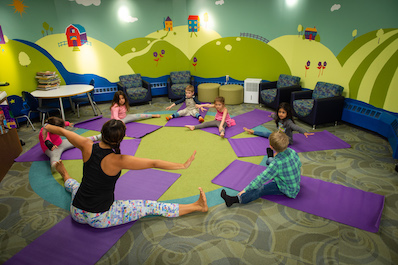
{"left": 0, "top": 0, "right": 397, "bottom": 113}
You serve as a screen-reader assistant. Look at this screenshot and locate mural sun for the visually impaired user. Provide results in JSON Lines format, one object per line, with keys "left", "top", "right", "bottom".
{"left": 9, "top": 0, "right": 28, "bottom": 17}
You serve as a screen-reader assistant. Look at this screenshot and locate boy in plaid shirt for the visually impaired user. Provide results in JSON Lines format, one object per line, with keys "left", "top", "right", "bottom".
{"left": 221, "top": 131, "right": 301, "bottom": 207}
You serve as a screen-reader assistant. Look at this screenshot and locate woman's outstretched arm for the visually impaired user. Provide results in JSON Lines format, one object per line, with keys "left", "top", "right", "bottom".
{"left": 43, "top": 124, "right": 93, "bottom": 160}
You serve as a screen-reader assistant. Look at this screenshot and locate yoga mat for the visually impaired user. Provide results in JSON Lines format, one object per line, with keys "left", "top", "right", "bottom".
{"left": 74, "top": 115, "right": 110, "bottom": 132}
{"left": 229, "top": 130, "right": 351, "bottom": 157}
{"left": 5, "top": 169, "right": 181, "bottom": 265}
{"left": 124, "top": 122, "right": 162, "bottom": 138}
{"left": 200, "top": 109, "right": 273, "bottom": 138}
{"left": 14, "top": 139, "right": 142, "bottom": 162}
{"left": 74, "top": 115, "right": 162, "bottom": 138}
{"left": 212, "top": 160, "right": 384, "bottom": 233}
{"left": 165, "top": 102, "right": 209, "bottom": 127}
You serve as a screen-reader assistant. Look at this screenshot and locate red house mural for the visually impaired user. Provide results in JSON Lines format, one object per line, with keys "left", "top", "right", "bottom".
{"left": 65, "top": 24, "right": 87, "bottom": 47}
{"left": 305, "top": 27, "right": 317, "bottom": 41}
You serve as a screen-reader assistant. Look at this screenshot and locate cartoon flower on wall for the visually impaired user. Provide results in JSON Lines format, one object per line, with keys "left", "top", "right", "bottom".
{"left": 317, "top": 61, "right": 322, "bottom": 77}
{"left": 192, "top": 57, "right": 198, "bottom": 71}
{"left": 153, "top": 50, "right": 166, "bottom": 66}
{"left": 322, "top": 61, "right": 327, "bottom": 75}
{"left": 305, "top": 60, "right": 310, "bottom": 77}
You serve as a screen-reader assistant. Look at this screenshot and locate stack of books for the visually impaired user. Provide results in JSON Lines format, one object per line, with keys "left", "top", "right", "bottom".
{"left": 36, "top": 71, "right": 60, "bottom": 90}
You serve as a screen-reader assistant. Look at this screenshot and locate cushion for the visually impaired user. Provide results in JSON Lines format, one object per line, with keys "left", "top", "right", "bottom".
{"left": 293, "top": 99, "right": 314, "bottom": 117}
{"left": 171, "top": 83, "right": 189, "bottom": 97}
{"left": 312, "top": 82, "right": 344, "bottom": 99}
{"left": 119, "top": 74, "right": 143, "bottom": 89}
{"left": 260, "top": 89, "right": 277, "bottom": 104}
{"left": 170, "top": 71, "right": 191, "bottom": 84}
{"left": 126, "top": 87, "right": 148, "bottom": 101}
{"left": 276, "top": 74, "right": 300, "bottom": 88}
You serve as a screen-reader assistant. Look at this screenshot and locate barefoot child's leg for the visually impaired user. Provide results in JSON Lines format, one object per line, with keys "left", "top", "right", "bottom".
{"left": 243, "top": 127, "right": 254, "bottom": 134}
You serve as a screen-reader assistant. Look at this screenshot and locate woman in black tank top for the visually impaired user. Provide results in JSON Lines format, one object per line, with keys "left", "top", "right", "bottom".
{"left": 44, "top": 119, "right": 208, "bottom": 228}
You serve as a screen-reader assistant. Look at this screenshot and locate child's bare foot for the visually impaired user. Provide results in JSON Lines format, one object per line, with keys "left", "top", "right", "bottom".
{"left": 243, "top": 127, "right": 254, "bottom": 134}
{"left": 54, "top": 160, "right": 72, "bottom": 182}
{"left": 185, "top": 125, "right": 195, "bottom": 131}
{"left": 196, "top": 187, "right": 208, "bottom": 212}
{"left": 220, "top": 129, "right": 225, "bottom": 138}
{"left": 152, "top": 114, "right": 161, "bottom": 118}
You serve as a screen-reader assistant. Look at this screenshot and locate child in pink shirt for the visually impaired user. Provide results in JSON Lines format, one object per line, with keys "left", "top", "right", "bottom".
{"left": 111, "top": 91, "right": 160, "bottom": 122}
{"left": 40, "top": 117, "right": 101, "bottom": 172}
{"left": 185, "top": 97, "right": 235, "bottom": 138}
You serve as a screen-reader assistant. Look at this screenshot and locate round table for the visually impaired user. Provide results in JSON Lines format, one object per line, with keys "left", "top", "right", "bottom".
{"left": 197, "top": 83, "right": 220, "bottom": 103}
{"left": 219, "top": 84, "right": 244, "bottom": 105}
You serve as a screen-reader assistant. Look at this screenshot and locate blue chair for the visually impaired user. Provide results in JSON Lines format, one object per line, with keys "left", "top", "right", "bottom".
{"left": 72, "top": 79, "right": 102, "bottom": 118}
{"left": 259, "top": 74, "right": 301, "bottom": 110}
{"left": 7, "top": 95, "right": 36, "bottom": 131}
{"left": 167, "top": 71, "right": 195, "bottom": 101}
{"left": 117, "top": 74, "right": 152, "bottom": 105}
{"left": 22, "top": 91, "right": 61, "bottom": 126}
{"left": 291, "top": 82, "right": 345, "bottom": 129}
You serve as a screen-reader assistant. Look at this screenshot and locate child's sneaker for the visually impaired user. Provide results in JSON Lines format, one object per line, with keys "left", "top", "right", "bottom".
{"left": 166, "top": 116, "right": 172, "bottom": 121}
{"left": 266, "top": 147, "right": 273, "bottom": 158}
{"left": 198, "top": 117, "right": 204, "bottom": 123}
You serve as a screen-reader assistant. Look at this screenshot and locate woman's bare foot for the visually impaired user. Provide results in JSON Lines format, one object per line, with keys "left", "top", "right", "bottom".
{"left": 152, "top": 114, "right": 161, "bottom": 118}
{"left": 243, "top": 127, "right": 254, "bottom": 134}
{"left": 185, "top": 125, "right": 195, "bottom": 131}
{"left": 196, "top": 187, "right": 208, "bottom": 212}
{"left": 55, "top": 160, "right": 72, "bottom": 182}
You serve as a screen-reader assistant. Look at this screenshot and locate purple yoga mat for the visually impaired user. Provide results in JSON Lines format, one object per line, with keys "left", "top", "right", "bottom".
{"left": 200, "top": 109, "right": 273, "bottom": 138}
{"left": 5, "top": 169, "right": 181, "bottom": 265}
{"left": 165, "top": 102, "right": 209, "bottom": 127}
{"left": 74, "top": 115, "right": 162, "bottom": 138}
{"left": 14, "top": 139, "right": 142, "bottom": 162}
{"left": 229, "top": 130, "right": 351, "bottom": 157}
{"left": 212, "top": 160, "right": 384, "bottom": 233}
{"left": 74, "top": 115, "right": 110, "bottom": 131}
{"left": 124, "top": 122, "right": 162, "bottom": 138}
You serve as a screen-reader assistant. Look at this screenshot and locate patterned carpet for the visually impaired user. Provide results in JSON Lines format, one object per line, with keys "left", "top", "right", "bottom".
{"left": 1, "top": 97, "right": 397, "bottom": 265}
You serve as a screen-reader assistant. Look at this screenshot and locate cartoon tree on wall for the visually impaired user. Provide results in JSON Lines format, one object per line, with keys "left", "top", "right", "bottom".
{"left": 352, "top": 29, "right": 357, "bottom": 41}
{"left": 297, "top": 24, "right": 303, "bottom": 37}
{"left": 18, "top": 52, "right": 31, "bottom": 67}
{"left": 42, "top": 22, "right": 53, "bottom": 35}
{"left": 376, "top": 29, "right": 384, "bottom": 44}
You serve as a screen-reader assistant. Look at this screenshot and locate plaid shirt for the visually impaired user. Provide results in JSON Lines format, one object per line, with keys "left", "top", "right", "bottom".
{"left": 244, "top": 148, "right": 301, "bottom": 198}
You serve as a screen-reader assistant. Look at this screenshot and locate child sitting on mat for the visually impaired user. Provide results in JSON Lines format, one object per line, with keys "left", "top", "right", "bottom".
{"left": 165, "top": 85, "right": 204, "bottom": 123}
{"left": 221, "top": 131, "right": 301, "bottom": 207}
{"left": 39, "top": 116, "right": 101, "bottom": 172}
{"left": 111, "top": 91, "right": 160, "bottom": 123}
{"left": 185, "top": 96, "right": 235, "bottom": 138}
{"left": 243, "top": 102, "right": 313, "bottom": 145}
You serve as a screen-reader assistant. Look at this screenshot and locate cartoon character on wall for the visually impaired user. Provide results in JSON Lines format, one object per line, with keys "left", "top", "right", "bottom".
{"left": 188, "top": 15, "right": 200, "bottom": 37}
{"left": 64, "top": 24, "right": 88, "bottom": 51}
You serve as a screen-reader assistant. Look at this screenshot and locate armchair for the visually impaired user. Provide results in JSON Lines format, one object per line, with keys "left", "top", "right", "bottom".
{"left": 291, "top": 82, "right": 345, "bottom": 129}
{"left": 259, "top": 74, "right": 301, "bottom": 109}
{"left": 167, "top": 71, "right": 195, "bottom": 101}
{"left": 117, "top": 74, "right": 152, "bottom": 105}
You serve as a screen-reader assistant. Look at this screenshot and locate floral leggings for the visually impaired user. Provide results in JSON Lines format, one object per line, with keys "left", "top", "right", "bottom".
{"left": 64, "top": 179, "right": 179, "bottom": 228}
{"left": 121, "top": 113, "right": 153, "bottom": 124}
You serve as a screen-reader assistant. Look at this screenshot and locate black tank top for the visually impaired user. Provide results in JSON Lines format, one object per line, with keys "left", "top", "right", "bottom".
{"left": 72, "top": 143, "right": 121, "bottom": 212}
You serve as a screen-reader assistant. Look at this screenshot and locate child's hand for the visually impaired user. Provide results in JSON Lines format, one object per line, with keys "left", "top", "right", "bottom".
{"left": 50, "top": 145, "right": 58, "bottom": 151}
{"left": 198, "top": 106, "right": 206, "bottom": 112}
{"left": 304, "top": 132, "right": 315, "bottom": 138}
{"left": 69, "top": 123, "right": 74, "bottom": 127}
{"left": 238, "top": 190, "right": 246, "bottom": 196}
{"left": 166, "top": 106, "right": 172, "bottom": 110}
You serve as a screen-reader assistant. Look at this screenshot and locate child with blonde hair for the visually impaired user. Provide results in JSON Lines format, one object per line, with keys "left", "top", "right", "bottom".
{"left": 166, "top": 85, "right": 204, "bottom": 123}
{"left": 221, "top": 131, "right": 302, "bottom": 207}
{"left": 185, "top": 96, "right": 235, "bottom": 138}
{"left": 111, "top": 91, "right": 160, "bottom": 122}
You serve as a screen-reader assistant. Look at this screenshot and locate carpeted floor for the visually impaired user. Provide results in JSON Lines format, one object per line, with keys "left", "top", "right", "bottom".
{"left": 1, "top": 96, "right": 397, "bottom": 264}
